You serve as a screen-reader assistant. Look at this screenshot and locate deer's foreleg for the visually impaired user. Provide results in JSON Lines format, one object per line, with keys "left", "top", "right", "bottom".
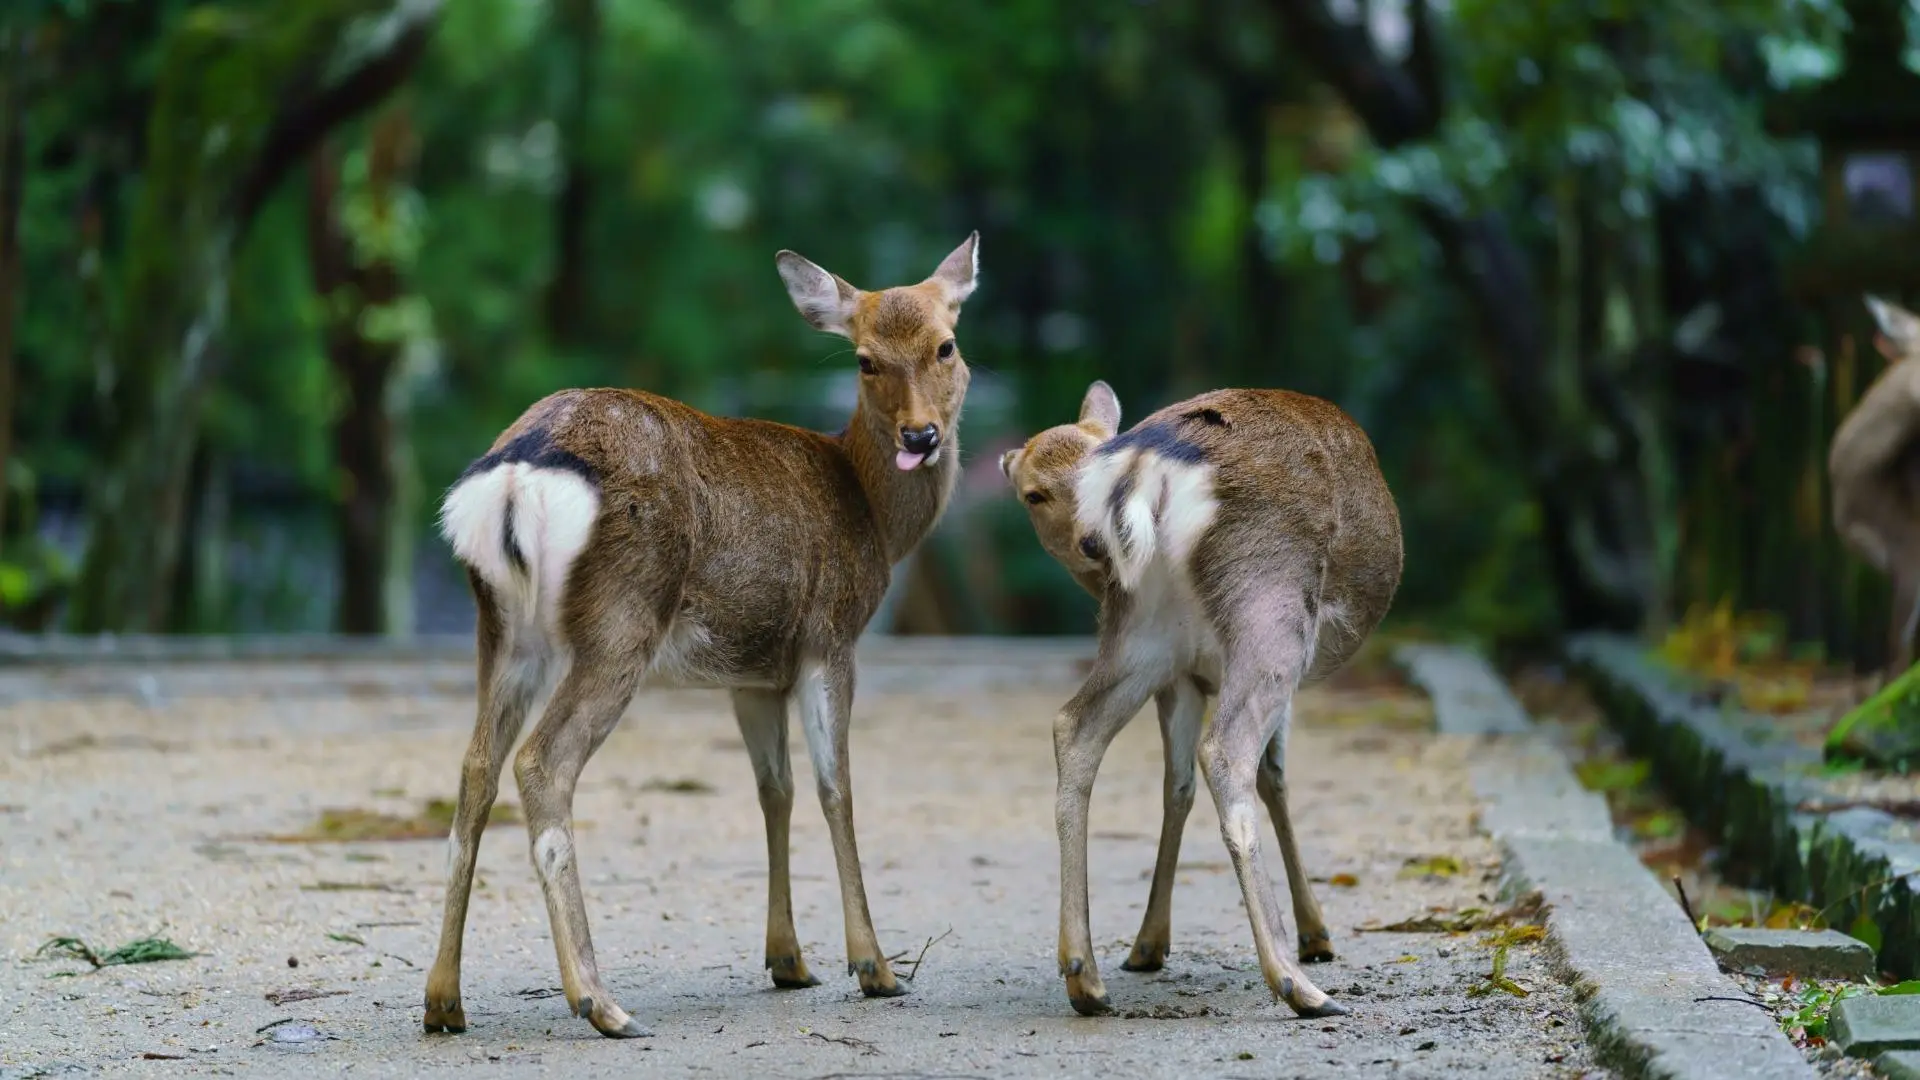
{"left": 733, "top": 687, "right": 817, "bottom": 989}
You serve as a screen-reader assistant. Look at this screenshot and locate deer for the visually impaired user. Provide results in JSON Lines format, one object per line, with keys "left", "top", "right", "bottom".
{"left": 999, "top": 379, "right": 1402, "bottom": 1019}
{"left": 422, "top": 233, "right": 981, "bottom": 1039}
{"left": 1832, "top": 295, "right": 1920, "bottom": 681}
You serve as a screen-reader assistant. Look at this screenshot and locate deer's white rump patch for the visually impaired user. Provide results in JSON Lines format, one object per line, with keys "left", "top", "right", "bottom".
{"left": 440, "top": 464, "right": 600, "bottom": 630}
{"left": 1076, "top": 447, "right": 1219, "bottom": 592}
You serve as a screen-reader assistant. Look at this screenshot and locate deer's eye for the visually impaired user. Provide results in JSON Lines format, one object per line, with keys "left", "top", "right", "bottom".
{"left": 937, "top": 340, "right": 955, "bottom": 361}
{"left": 1024, "top": 491, "right": 1046, "bottom": 505}
{"left": 858, "top": 355, "right": 876, "bottom": 375}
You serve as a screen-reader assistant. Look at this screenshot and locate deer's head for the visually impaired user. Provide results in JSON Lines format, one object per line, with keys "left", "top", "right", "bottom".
{"left": 777, "top": 233, "right": 979, "bottom": 471}
{"left": 1000, "top": 380, "right": 1122, "bottom": 582}
{"left": 1868, "top": 294, "right": 1920, "bottom": 364}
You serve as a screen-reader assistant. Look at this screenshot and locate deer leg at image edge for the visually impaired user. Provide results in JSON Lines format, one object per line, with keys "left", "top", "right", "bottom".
{"left": 1258, "top": 700, "right": 1333, "bottom": 963}
{"left": 1123, "top": 677, "right": 1202, "bottom": 973}
{"left": 795, "top": 656, "right": 903, "bottom": 996}
{"left": 1056, "top": 656, "right": 1166, "bottom": 1014}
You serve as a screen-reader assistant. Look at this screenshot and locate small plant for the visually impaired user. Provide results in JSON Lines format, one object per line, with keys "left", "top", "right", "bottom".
{"left": 36, "top": 935, "right": 197, "bottom": 975}
{"left": 1466, "top": 944, "right": 1528, "bottom": 998}
{"left": 1781, "top": 978, "right": 1920, "bottom": 1044}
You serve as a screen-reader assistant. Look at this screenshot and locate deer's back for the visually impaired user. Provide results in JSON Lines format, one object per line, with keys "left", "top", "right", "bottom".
{"left": 489, "top": 388, "right": 892, "bottom": 684}
{"left": 1133, "top": 388, "right": 1403, "bottom": 679}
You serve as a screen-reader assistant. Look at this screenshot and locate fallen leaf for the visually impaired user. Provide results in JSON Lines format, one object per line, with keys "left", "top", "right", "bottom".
{"left": 1328, "top": 873, "right": 1359, "bottom": 888}
{"left": 1398, "top": 855, "right": 1465, "bottom": 880}
{"left": 639, "top": 778, "right": 715, "bottom": 795}
{"left": 260, "top": 799, "right": 520, "bottom": 843}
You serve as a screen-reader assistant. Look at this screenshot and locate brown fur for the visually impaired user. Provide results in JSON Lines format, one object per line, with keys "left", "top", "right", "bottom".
{"left": 1001, "top": 380, "right": 1403, "bottom": 1018}
{"left": 423, "top": 234, "right": 980, "bottom": 1039}
{"left": 1831, "top": 295, "right": 1920, "bottom": 675}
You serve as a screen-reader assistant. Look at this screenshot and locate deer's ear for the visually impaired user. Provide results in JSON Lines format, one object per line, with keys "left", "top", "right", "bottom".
{"left": 999, "top": 448, "right": 1021, "bottom": 481}
{"left": 777, "top": 250, "right": 860, "bottom": 338}
{"left": 1867, "top": 294, "right": 1920, "bottom": 359}
{"left": 930, "top": 231, "right": 980, "bottom": 308}
{"left": 1078, "top": 380, "right": 1121, "bottom": 440}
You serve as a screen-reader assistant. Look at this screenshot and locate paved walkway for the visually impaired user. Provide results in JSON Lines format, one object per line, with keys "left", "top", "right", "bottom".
{"left": 2, "top": 649, "right": 1600, "bottom": 1078}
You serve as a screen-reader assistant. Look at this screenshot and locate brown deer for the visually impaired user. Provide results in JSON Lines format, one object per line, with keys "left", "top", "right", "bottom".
{"left": 423, "top": 233, "right": 980, "bottom": 1039}
{"left": 1832, "top": 295, "right": 1920, "bottom": 678}
{"left": 1000, "top": 380, "right": 1402, "bottom": 1018}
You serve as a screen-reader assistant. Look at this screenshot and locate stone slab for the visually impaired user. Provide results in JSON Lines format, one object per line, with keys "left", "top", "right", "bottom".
{"left": 1406, "top": 642, "right": 1815, "bottom": 1080}
{"left": 1394, "top": 642, "right": 1533, "bottom": 735}
{"left": 1832, "top": 993, "right": 1920, "bottom": 1057}
{"left": 1878, "top": 1049, "right": 1920, "bottom": 1079}
{"left": 1702, "top": 927, "right": 1876, "bottom": 980}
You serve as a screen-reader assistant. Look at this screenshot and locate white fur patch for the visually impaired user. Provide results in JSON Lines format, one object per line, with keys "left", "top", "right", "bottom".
{"left": 532, "top": 827, "right": 573, "bottom": 885}
{"left": 648, "top": 617, "right": 721, "bottom": 683}
{"left": 445, "top": 826, "right": 462, "bottom": 880}
{"left": 793, "top": 660, "right": 841, "bottom": 798}
{"left": 1074, "top": 447, "right": 1218, "bottom": 592}
{"left": 439, "top": 464, "right": 599, "bottom": 631}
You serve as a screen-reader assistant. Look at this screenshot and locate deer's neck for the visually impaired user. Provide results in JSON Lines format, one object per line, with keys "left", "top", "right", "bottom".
{"left": 842, "top": 408, "right": 960, "bottom": 564}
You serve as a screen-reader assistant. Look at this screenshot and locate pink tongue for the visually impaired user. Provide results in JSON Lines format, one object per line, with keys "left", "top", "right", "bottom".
{"left": 896, "top": 450, "right": 927, "bottom": 471}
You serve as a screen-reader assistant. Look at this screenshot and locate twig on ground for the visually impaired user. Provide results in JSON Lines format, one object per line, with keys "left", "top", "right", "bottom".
{"left": 807, "top": 1031, "right": 881, "bottom": 1055}
{"left": 896, "top": 927, "right": 954, "bottom": 982}
{"left": 256, "top": 1017, "right": 298, "bottom": 1034}
{"left": 1673, "top": 875, "right": 1700, "bottom": 932}
{"left": 1693, "top": 995, "right": 1771, "bottom": 1010}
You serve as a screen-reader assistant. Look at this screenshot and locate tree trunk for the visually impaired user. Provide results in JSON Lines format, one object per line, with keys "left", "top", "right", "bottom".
{"left": 308, "top": 106, "right": 417, "bottom": 635}
{"left": 0, "top": 28, "right": 24, "bottom": 555}
{"left": 67, "top": 0, "right": 442, "bottom": 633}
{"left": 543, "top": 0, "right": 599, "bottom": 345}
{"left": 1268, "top": 0, "right": 1658, "bottom": 630}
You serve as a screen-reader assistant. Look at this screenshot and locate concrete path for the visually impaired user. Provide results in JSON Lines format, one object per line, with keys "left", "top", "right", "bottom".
{"left": 3, "top": 646, "right": 1598, "bottom": 1078}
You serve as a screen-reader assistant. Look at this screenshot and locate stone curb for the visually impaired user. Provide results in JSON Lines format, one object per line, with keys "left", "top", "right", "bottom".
{"left": 1395, "top": 643, "right": 1815, "bottom": 1080}
{"left": 0, "top": 635, "right": 1100, "bottom": 704}
{"left": 1567, "top": 633, "right": 1920, "bottom": 982}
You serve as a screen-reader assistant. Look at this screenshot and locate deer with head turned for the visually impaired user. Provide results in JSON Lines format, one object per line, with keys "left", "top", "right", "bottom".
{"left": 423, "top": 233, "right": 980, "bottom": 1039}
{"left": 1000, "top": 380, "right": 1402, "bottom": 1018}
{"left": 1832, "top": 295, "right": 1920, "bottom": 678}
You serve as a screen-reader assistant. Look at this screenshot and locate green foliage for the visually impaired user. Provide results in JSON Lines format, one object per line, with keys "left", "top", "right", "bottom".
{"left": 2, "top": 0, "right": 1875, "bottom": 634}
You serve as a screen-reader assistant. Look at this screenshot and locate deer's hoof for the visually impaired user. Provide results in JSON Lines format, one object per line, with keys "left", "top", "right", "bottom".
{"left": 1290, "top": 996, "right": 1349, "bottom": 1019}
{"left": 1068, "top": 991, "right": 1115, "bottom": 1017}
{"left": 1297, "top": 929, "right": 1335, "bottom": 963}
{"left": 580, "top": 996, "right": 654, "bottom": 1039}
{"left": 1121, "top": 944, "right": 1168, "bottom": 972}
{"left": 768, "top": 955, "right": 820, "bottom": 989}
{"left": 422, "top": 997, "right": 466, "bottom": 1034}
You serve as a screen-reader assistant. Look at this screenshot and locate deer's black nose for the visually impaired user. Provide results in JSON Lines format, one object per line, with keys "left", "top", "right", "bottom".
{"left": 1079, "top": 535, "right": 1104, "bottom": 560}
{"left": 901, "top": 425, "right": 940, "bottom": 454}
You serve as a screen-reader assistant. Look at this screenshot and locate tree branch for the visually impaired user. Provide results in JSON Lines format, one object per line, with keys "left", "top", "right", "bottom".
{"left": 1264, "top": 0, "right": 1435, "bottom": 146}
{"left": 230, "top": 0, "right": 442, "bottom": 238}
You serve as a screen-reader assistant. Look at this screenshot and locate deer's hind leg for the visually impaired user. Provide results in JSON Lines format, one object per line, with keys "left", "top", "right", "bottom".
{"left": 733, "top": 687, "right": 818, "bottom": 989}
{"left": 1200, "top": 585, "right": 1343, "bottom": 1018}
{"left": 425, "top": 575, "right": 548, "bottom": 1034}
{"left": 1257, "top": 708, "right": 1332, "bottom": 963}
{"left": 1054, "top": 649, "right": 1169, "bottom": 1015}
{"left": 1124, "top": 676, "right": 1203, "bottom": 973}
{"left": 515, "top": 634, "right": 651, "bottom": 1039}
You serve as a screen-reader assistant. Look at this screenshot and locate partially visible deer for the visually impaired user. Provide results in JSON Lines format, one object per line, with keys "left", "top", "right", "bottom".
{"left": 1832, "top": 295, "right": 1920, "bottom": 677}
{"left": 424, "top": 233, "right": 981, "bottom": 1039}
{"left": 1000, "top": 381, "right": 1402, "bottom": 1018}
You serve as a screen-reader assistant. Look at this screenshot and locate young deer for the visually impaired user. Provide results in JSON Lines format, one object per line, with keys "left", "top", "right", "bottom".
{"left": 1000, "top": 380, "right": 1402, "bottom": 1018}
{"left": 424, "top": 234, "right": 980, "bottom": 1039}
{"left": 1832, "top": 295, "right": 1920, "bottom": 676}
